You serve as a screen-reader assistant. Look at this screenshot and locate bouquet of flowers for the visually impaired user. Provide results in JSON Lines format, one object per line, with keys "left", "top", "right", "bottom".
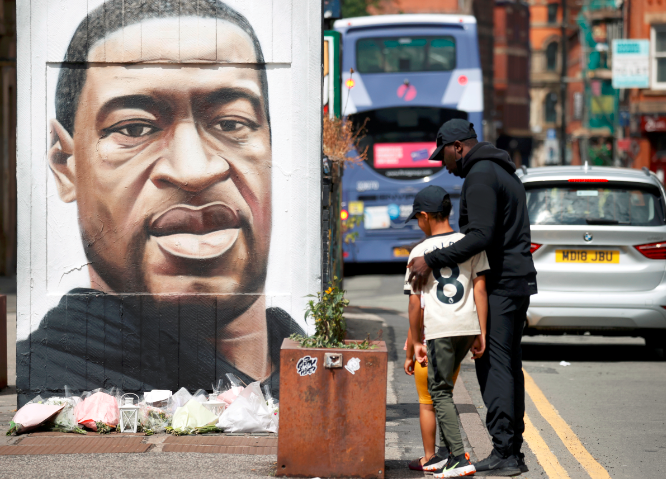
{"left": 28, "top": 395, "right": 85, "bottom": 434}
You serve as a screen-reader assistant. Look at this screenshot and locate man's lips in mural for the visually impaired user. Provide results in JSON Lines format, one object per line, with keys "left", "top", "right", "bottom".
{"left": 149, "top": 202, "right": 241, "bottom": 260}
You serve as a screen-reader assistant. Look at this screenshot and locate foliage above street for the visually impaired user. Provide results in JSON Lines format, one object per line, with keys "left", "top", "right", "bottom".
{"left": 291, "top": 277, "right": 374, "bottom": 349}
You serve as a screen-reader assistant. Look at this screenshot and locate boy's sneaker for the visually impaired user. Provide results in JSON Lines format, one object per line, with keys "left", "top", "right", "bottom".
{"left": 516, "top": 452, "right": 528, "bottom": 473}
{"left": 433, "top": 452, "right": 475, "bottom": 478}
{"left": 473, "top": 449, "right": 521, "bottom": 476}
{"left": 423, "top": 452, "right": 449, "bottom": 472}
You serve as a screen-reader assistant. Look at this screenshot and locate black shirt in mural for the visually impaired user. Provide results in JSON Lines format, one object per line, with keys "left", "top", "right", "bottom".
{"left": 16, "top": 288, "right": 304, "bottom": 407}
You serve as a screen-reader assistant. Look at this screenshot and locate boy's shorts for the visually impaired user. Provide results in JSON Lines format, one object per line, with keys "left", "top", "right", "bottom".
{"left": 414, "top": 361, "right": 432, "bottom": 405}
{"left": 414, "top": 360, "right": 461, "bottom": 405}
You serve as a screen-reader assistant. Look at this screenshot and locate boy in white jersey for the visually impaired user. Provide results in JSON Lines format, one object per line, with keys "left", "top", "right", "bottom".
{"left": 405, "top": 185, "right": 489, "bottom": 478}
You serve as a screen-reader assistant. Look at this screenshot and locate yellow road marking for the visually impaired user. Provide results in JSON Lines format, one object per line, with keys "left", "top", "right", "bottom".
{"left": 524, "top": 370, "right": 612, "bottom": 479}
{"left": 523, "top": 412, "right": 571, "bottom": 478}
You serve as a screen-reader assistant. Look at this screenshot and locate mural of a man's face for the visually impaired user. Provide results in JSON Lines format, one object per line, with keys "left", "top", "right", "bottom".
{"left": 49, "top": 18, "right": 272, "bottom": 302}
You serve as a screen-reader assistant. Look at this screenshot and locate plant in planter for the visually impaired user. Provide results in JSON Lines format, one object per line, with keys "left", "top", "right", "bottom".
{"left": 278, "top": 278, "right": 387, "bottom": 479}
{"left": 290, "top": 277, "right": 373, "bottom": 350}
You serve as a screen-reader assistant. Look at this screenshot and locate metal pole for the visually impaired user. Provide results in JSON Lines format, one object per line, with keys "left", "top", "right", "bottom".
{"left": 560, "top": 0, "right": 568, "bottom": 165}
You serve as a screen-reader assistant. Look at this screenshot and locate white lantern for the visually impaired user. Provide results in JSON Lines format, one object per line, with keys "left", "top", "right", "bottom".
{"left": 203, "top": 393, "right": 226, "bottom": 417}
{"left": 119, "top": 393, "right": 140, "bottom": 433}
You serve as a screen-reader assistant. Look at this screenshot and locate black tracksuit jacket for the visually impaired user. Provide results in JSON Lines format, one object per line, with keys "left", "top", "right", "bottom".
{"left": 424, "top": 142, "right": 537, "bottom": 297}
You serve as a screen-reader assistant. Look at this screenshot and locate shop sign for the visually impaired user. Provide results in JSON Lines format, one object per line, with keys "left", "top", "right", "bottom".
{"left": 612, "top": 40, "right": 649, "bottom": 89}
{"left": 616, "top": 139, "right": 631, "bottom": 152}
{"left": 641, "top": 116, "right": 666, "bottom": 133}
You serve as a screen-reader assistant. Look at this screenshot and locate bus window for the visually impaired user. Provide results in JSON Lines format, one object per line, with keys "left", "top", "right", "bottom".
{"left": 351, "top": 107, "right": 467, "bottom": 180}
{"left": 356, "top": 36, "right": 456, "bottom": 73}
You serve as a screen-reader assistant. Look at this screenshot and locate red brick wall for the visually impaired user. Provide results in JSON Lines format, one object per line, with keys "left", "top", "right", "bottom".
{"left": 494, "top": 1, "right": 530, "bottom": 135}
{"left": 627, "top": 0, "right": 666, "bottom": 170}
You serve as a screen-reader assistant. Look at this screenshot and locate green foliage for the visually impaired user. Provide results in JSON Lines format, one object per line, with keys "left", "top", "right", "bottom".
{"left": 50, "top": 426, "right": 87, "bottom": 435}
{"left": 166, "top": 425, "right": 222, "bottom": 436}
{"left": 95, "top": 421, "right": 112, "bottom": 434}
{"left": 6, "top": 421, "right": 21, "bottom": 436}
{"left": 290, "top": 277, "right": 375, "bottom": 350}
{"left": 341, "top": 0, "right": 380, "bottom": 18}
{"left": 342, "top": 215, "right": 363, "bottom": 244}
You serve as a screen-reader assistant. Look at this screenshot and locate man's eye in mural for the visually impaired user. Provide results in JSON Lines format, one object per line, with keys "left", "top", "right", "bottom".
{"left": 102, "top": 121, "right": 161, "bottom": 139}
{"left": 211, "top": 117, "right": 259, "bottom": 141}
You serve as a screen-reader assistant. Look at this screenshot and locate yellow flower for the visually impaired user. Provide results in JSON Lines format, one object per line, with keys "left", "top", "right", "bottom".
{"left": 326, "top": 287, "right": 333, "bottom": 294}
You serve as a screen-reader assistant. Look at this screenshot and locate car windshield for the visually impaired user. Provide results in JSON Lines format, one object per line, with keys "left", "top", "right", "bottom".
{"left": 525, "top": 183, "right": 666, "bottom": 226}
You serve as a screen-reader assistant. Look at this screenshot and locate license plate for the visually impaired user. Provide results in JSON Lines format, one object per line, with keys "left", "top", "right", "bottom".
{"left": 393, "top": 247, "right": 410, "bottom": 258}
{"left": 555, "top": 250, "right": 619, "bottom": 263}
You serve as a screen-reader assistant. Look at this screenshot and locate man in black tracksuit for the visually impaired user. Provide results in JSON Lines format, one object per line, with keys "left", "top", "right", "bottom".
{"left": 408, "top": 119, "right": 537, "bottom": 476}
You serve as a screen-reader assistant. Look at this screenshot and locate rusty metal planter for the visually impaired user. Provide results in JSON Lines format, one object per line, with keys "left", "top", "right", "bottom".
{"left": 277, "top": 339, "right": 387, "bottom": 478}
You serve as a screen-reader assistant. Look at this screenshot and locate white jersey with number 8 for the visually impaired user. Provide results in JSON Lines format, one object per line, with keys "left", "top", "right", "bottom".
{"left": 404, "top": 232, "right": 490, "bottom": 340}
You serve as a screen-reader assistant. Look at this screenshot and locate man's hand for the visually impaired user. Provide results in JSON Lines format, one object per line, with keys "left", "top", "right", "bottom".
{"left": 471, "top": 334, "right": 486, "bottom": 359}
{"left": 408, "top": 256, "right": 432, "bottom": 292}
{"left": 414, "top": 343, "right": 428, "bottom": 367}
{"left": 404, "top": 357, "right": 415, "bottom": 376}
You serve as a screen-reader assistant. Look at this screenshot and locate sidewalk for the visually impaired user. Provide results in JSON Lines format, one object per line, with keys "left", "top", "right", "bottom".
{"left": 346, "top": 306, "right": 520, "bottom": 479}
{"left": 2, "top": 291, "right": 533, "bottom": 477}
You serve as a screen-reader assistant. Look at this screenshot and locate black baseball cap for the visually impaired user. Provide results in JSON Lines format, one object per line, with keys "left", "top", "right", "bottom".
{"left": 427, "top": 119, "right": 477, "bottom": 162}
{"left": 405, "top": 185, "right": 450, "bottom": 223}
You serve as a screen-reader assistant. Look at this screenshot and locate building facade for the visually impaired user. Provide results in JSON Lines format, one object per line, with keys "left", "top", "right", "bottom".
{"left": 494, "top": 1, "right": 532, "bottom": 166}
{"left": 626, "top": 0, "right": 666, "bottom": 179}
{"left": 529, "top": 0, "right": 582, "bottom": 166}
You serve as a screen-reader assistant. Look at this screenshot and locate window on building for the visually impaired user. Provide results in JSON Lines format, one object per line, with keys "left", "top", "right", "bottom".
{"left": 652, "top": 24, "right": 666, "bottom": 89}
{"left": 545, "top": 92, "right": 558, "bottom": 123}
{"left": 546, "top": 42, "right": 558, "bottom": 71}
{"left": 547, "top": 4, "right": 558, "bottom": 24}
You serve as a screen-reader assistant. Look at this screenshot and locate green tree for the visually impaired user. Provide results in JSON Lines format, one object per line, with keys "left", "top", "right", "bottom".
{"left": 341, "top": 0, "right": 380, "bottom": 18}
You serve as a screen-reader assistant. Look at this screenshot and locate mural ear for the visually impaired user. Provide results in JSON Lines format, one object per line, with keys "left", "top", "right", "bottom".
{"left": 48, "top": 119, "right": 77, "bottom": 203}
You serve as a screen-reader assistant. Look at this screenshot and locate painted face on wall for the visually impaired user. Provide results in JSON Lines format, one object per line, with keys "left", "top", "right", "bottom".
{"left": 49, "top": 18, "right": 272, "bottom": 301}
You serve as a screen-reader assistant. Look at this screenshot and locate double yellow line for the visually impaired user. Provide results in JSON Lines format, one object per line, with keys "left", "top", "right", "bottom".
{"left": 523, "top": 370, "right": 611, "bottom": 479}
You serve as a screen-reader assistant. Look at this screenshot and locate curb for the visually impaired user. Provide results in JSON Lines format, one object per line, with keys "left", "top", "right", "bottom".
{"left": 453, "top": 375, "right": 493, "bottom": 461}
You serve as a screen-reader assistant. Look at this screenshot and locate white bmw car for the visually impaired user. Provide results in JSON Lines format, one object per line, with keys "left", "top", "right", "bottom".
{"left": 518, "top": 165, "right": 666, "bottom": 350}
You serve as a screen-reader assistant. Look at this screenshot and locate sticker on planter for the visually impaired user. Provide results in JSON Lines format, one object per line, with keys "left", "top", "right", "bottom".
{"left": 296, "top": 356, "right": 318, "bottom": 376}
{"left": 345, "top": 357, "right": 361, "bottom": 375}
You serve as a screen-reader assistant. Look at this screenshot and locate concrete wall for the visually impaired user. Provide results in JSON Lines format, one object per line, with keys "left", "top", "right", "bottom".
{"left": 16, "top": 0, "right": 321, "bottom": 405}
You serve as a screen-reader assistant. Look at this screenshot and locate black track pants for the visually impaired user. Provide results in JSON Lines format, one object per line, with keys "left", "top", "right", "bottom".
{"left": 474, "top": 294, "right": 530, "bottom": 458}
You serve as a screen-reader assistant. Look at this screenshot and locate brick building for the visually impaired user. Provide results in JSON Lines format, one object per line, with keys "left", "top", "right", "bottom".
{"left": 528, "top": 0, "right": 582, "bottom": 165}
{"left": 626, "top": 0, "right": 666, "bottom": 179}
{"left": 494, "top": 1, "right": 532, "bottom": 166}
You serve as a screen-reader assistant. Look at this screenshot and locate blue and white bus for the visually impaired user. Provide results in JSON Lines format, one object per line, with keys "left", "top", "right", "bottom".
{"left": 334, "top": 14, "right": 483, "bottom": 263}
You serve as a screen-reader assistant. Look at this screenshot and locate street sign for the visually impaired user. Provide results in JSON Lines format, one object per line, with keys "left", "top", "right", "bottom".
{"left": 612, "top": 39, "right": 649, "bottom": 89}
{"left": 641, "top": 115, "right": 666, "bottom": 133}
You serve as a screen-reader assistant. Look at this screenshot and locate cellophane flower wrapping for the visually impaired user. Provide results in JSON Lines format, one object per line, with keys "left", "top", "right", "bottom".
{"left": 28, "top": 395, "right": 82, "bottom": 432}
{"left": 74, "top": 391, "right": 119, "bottom": 431}
{"left": 172, "top": 399, "right": 219, "bottom": 429}
{"left": 139, "top": 402, "right": 172, "bottom": 433}
{"left": 166, "top": 387, "right": 192, "bottom": 416}
{"left": 11, "top": 402, "right": 65, "bottom": 434}
{"left": 216, "top": 381, "right": 278, "bottom": 433}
